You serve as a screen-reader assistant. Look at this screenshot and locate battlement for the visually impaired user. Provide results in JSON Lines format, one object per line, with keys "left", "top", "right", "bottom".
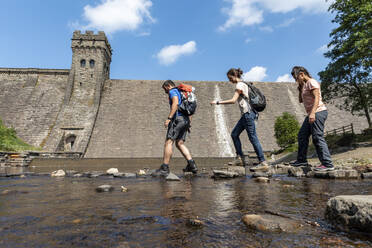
{"left": 72, "top": 30, "right": 112, "bottom": 55}
{"left": 0, "top": 68, "right": 69, "bottom": 75}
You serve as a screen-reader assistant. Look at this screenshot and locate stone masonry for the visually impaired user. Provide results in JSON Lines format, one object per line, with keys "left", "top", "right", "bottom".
{"left": 0, "top": 31, "right": 368, "bottom": 157}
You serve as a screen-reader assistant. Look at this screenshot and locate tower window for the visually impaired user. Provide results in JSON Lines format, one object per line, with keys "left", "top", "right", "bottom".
{"left": 80, "top": 59, "right": 86, "bottom": 67}
{"left": 90, "top": 59, "right": 95, "bottom": 68}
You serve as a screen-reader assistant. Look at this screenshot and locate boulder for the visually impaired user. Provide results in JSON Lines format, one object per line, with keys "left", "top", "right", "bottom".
{"left": 106, "top": 168, "right": 119, "bottom": 175}
{"left": 242, "top": 214, "right": 302, "bottom": 233}
{"left": 51, "top": 170, "right": 66, "bottom": 177}
{"left": 325, "top": 195, "right": 372, "bottom": 233}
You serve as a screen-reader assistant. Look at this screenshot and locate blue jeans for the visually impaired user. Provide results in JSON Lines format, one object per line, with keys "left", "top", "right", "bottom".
{"left": 297, "top": 110, "right": 333, "bottom": 167}
{"left": 231, "top": 112, "right": 265, "bottom": 162}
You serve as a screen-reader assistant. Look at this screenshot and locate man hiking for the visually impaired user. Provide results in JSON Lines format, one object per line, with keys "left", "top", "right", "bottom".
{"left": 152, "top": 80, "right": 198, "bottom": 176}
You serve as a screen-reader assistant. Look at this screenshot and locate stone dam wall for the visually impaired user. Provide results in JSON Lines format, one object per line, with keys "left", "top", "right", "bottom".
{"left": 0, "top": 70, "right": 368, "bottom": 157}
{"left": 84, "top": 79, "right": 368, "bottom": 158}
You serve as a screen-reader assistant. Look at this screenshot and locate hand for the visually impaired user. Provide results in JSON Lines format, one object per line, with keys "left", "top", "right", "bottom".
{"left": 309, "top": 113, "right": 316, "bottom": 124}
{"left": 164, "top": 119, "right": 171, "bottom": 128}
{"left": 210, "top": 100, "right": 217, "bottom": 105}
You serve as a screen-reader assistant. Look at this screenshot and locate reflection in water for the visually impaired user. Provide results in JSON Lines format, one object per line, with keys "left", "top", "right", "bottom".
{"left": 0, "top": 159, "right": 372, "bottom": 247}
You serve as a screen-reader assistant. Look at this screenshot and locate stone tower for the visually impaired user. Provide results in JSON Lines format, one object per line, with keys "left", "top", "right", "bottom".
{"left": 43, "top": 30, "right": 112, "bottom": 155}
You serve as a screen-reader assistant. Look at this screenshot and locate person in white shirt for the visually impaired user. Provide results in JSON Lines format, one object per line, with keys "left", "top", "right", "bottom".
{"left": 211, "top": 68, "right": 269, "bottom": 171}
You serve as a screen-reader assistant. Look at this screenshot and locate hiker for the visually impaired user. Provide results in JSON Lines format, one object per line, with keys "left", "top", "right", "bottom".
{"left": 290, "top": 66, "right": 334, "bottom": 171}
{"left": 210, "top": 68, "right": 269, "bottom": 171}
{"left": 152, "top": 80, "right": 198, "bottom": 176}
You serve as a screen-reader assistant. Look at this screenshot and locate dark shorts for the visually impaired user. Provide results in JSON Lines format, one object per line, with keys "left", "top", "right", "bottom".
{"left": 166, "top": 115, "right": 190, "bottom": 141}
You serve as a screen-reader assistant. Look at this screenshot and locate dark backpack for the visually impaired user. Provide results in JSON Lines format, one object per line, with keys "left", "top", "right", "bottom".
{"left": 243, "top": 82, "right": 266, "bottom": 112}
{"left": 177, "top": 84, "right": 197, "bottom": 116}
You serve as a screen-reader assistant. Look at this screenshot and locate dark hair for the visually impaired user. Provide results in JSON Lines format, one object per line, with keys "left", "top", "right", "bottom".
{"left": 291, "top": 66, "right": 312, "bottom": 79}
{"left": 227, "top": 68, "right": 243, "bottom": 79}
{"left": 162, "top": 80, "right": 175, "bottom": 88}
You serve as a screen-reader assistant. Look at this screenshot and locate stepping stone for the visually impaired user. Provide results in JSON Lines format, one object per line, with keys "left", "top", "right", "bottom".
{"left": 96, "top": 185, "right": 114, "bottom": 193}
{"left": 166, "top": 173, "right": 180, "bottom": 181}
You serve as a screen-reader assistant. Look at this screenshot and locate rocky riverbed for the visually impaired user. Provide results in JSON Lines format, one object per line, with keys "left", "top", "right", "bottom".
{"left": 0, "top": 156, "right": 372, "bottom": 247}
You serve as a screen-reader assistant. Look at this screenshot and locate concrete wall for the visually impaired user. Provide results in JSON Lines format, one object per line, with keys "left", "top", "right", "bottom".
{"left": 85, "top": 80, "right": 368, "bottom": 158}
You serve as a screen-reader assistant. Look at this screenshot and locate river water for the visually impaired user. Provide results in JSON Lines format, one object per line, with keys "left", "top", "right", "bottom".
{"left": 0, "top": 158, "right": 371, "bottom": 248}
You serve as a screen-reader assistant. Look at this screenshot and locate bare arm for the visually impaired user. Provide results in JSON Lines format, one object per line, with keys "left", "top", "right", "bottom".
{"left": 211, "top": 90, "right": 240, "bottom": 105}
{"left": 308, "top": 88, "right": 320, "bottom": 123}
{"left": 164, "top": 96, "right": 179, "bottom": 128}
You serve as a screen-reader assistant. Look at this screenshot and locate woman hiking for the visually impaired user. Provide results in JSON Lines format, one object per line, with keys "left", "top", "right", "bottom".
{"left": 210, "top": 68, "right": 269, "bottom": 171}
{"left": 290, "top": 66, "right": 334, "bottom": 171}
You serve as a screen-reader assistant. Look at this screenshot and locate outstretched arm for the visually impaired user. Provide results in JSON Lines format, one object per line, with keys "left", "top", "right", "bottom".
{"left": 211, "top": 90, "right": 240, "bottom": 105}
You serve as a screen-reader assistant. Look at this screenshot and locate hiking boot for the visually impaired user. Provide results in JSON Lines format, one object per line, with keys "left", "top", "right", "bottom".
{"left": 289, "top": 160, "right": 308, "bottom": 167}
{"left": 183, "top": 159, "right": 198, "bottom": 174}
{"left": 314, "top": 165, "right": 334, "bottom": 171}
{"left": 228, "top": 156, "right": 243, "bottom": 166}
{"left": 151, "top": 164, "right": 170, "bottom": 177}
{"left": 250, "top": 161, "right": 270, "bottom": 172}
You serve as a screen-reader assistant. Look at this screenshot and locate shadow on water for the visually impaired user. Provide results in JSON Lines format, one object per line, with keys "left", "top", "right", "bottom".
{"left": 0, "top": 158, "right": 372, "bottom": 247}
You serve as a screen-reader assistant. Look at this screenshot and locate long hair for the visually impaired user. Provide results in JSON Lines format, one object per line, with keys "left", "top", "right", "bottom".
{"left": 291, "top": 66, "right": 312, "bottom": 80}
{"left": 227, "top": 68, "right": 243, "bottom": 79}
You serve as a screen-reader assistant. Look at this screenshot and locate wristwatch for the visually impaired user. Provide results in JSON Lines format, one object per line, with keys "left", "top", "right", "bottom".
{"left": 167, "top": 117, "right": 173, "bottom": 120}
{"left": 217, "top": 101, "right": 220, "bottom": 105}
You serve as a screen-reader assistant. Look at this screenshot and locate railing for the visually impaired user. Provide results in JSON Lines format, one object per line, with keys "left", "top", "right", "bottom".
{"left": 325, "top": 123, "right": 354, "bottom": 136}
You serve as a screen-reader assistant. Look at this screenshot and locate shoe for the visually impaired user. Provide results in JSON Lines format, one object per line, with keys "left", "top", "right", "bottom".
{"left": 250, "top": 161, "right": 270, "bottom": 172}
{"left": 314, "top": 165, "right": 334, "bottom": 171}
{"left": 228, "top": 156, "right": 243, "bottom": 166}
{"left": 183, "top": 159, "right": 198, "bottom": 174}
{"left": 151, "top": 164, "right": 170, "bottom": 177}
{"left": 289, "top": 160, "right": 308, "bottom": 167}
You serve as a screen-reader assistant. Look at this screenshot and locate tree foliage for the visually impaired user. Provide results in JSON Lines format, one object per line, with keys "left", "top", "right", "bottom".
{"left": 319, "top": 0, "right": 372, "bottom": 128}
{"left": 274, "top": 112, "right": 300, "bottom": 149}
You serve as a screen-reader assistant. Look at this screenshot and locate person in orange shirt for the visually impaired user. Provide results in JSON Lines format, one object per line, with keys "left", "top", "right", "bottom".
{"left": 290, "top": 66, "right": 334, "bottom": 171}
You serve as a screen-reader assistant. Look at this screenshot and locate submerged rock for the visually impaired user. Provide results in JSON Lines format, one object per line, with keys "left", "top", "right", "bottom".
{"left": 242, "top": 214, "right": 302, "bottom": 233}
{"left": 254, "top": 177, "right": 270, "bottom": 183}
{"left": 95, "top": 185, "right": 114, "bottom": 193}
{"left": 252, "top": 172, "right": 271, "bottom": 178}
{"left": 325, "top": 195, "right": 372, "bottom": 233}
{"left": 51, "top": 170, "right": 66, "bottom": 177}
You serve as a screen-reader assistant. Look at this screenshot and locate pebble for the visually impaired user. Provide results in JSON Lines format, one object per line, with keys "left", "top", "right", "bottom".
{"left": 121, "top": 186, "right": 128, "bottom": 192}
{"left": 106, "top": 168, "right": 119, "bottom": 174}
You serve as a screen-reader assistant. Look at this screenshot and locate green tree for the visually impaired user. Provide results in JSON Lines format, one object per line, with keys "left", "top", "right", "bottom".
{"left": 319, "top": 0, "right": 372, "bottom": 128}
{"left": 274, "top": 112, "right": 300, "bottom": 149}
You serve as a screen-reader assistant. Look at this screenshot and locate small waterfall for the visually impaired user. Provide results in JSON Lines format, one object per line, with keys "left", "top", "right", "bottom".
{"left": 214, "top": 85, "right": 234, "bottom": 157}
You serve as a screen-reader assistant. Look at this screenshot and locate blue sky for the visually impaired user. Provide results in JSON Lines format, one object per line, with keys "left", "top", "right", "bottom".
{"left": 1, "top": 0, "right": 336, "bottom": 82}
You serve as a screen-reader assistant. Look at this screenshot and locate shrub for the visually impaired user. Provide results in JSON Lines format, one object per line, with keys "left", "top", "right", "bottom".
{"left": 274, "top": 112, "right": 300, "bottom": 149}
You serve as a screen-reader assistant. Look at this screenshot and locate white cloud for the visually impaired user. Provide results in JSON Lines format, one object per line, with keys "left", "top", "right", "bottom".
{"left": 219, "top": 0, "right": 331, "bottom": 31}
{"left": 276, "top": 74, "right": 295, "bottom": 82}
{"left": 82, "top": 0, "right": 155, "bottom": 33}
{"left": 242, "top": 66, "right": 267, "bottom": 81}
{"left": 277, "top": 17, "right": 296, "bottom": 27}
{"left": 219, "top": 0, "right": 264, "bottom": 31}
{"left": 156, "top": 41, "right": 197, "bottom": 66}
